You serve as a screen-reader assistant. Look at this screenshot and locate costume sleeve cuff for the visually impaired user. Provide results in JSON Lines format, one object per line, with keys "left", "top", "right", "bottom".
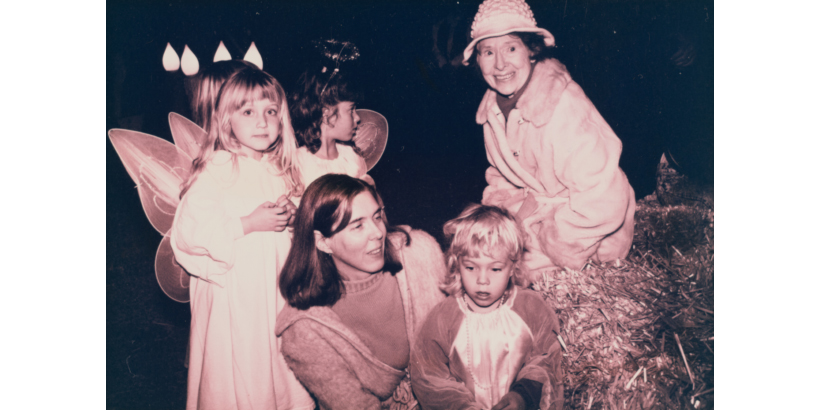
{"left": 510, "top": 378, "right": 543, "bottom": 410}
{"left": 229, "top": 217, "right": 245, "bottom": 240}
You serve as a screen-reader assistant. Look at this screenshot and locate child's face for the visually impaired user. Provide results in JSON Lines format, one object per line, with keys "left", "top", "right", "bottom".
{"left": 230, "top": 98, "right": 281, "bottom": 160}
{"left": 459, "top": 251, "right": 513, "bottom": 311}
{"left": 323, "top": 101, "right": 360, "bottom": 143}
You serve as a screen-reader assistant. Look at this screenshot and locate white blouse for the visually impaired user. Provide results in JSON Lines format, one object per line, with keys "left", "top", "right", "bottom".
{"left": 295, "top": 144, "right": 368, "bottom": 189}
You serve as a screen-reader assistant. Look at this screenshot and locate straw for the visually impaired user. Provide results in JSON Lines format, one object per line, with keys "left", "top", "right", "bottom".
{"left": 532, "top": 189, "right": 714, "bottom": 408}
{"left": 625, "top": 366, "right": 643, "bottom": 389}
{"left": 675, "top": 333, "right": 695, "bottom": 387}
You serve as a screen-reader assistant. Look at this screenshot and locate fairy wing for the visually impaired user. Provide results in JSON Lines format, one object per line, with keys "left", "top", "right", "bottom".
{"left": 353, "top": 109, "right": 389, "bottom": 171}
{"left": 160, "top": 114, "right": 206, "bottom": 303}
{"left": 108, "top": 129, "right": 193, "bottom": 235}
{"left": 156, "top": 235, "right": 191, "bottom": 303}
{"left": 168, "top": 112, "right": 207, "bottom": 159}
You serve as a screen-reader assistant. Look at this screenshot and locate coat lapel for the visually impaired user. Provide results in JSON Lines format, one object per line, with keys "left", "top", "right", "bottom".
{"left": 475, "top": 59, "right": 573, "bottom": 194}
{"left": 478, "top": 91, "right": 546, "bottom": 193}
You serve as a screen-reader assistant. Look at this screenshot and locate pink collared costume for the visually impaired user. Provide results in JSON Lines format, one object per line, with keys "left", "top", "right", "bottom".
{"left": 410, "top": 287, "right": 564, "bottom": 409}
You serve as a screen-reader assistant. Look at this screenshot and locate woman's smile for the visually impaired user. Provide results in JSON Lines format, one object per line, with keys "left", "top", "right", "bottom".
{"left": 476, "top": 35, "right": 533, "bottom": 97}
{"left": 494, "top": 72, "right": 515, "bottom": 81}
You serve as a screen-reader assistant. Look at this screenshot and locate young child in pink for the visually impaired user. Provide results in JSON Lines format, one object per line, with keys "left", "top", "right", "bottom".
{"left": 410, "top": 205, "right": 564, "bottom": 410}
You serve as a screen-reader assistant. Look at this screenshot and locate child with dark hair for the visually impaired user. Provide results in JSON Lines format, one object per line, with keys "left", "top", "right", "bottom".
{"left": 410, "top": 204, "right": 564, "bottom": 410}
{"left": 288, "top": 70, "right": 374, "bottom": 187}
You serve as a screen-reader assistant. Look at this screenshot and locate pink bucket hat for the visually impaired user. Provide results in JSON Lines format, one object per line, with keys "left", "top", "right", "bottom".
{"left": 463, "top": 0, "right": 555, "bottom": 65}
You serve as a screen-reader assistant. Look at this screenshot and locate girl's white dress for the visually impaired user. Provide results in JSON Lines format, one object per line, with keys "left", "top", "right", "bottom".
{"left": 171, "top": 151, "right": 314, "bottom": 410}
{"left": 295, "top": 144, "right": 368, "bottom": 189}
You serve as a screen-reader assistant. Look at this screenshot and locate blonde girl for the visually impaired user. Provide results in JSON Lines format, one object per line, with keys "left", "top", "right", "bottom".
{"left": 171, "top": 66, "right": 313, "bottom": 410}
{"left": 410, "top": 204, "right": 564, "bottom": 410}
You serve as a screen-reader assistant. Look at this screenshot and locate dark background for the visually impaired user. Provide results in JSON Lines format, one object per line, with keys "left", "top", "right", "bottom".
{"left": 107, "top": 1, "right": 713, "bottom": 408}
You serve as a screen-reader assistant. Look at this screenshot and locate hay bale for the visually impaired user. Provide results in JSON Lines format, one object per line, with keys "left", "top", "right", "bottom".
{"left": 532, "top": 194, "right": 714, "bottom": 409}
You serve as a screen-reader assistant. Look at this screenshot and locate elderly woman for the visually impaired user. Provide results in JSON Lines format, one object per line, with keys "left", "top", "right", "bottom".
{"left": 275, "top": 174, "right": 447, "bottom": 410}
{"left": 464, "top": 0, "right": 636, "bottom": 277}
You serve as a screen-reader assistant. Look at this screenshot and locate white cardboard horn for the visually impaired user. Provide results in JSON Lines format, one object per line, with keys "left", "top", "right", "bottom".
{"left": 162, "top": 43, "right": 180, "bottom": 71}
{"left": 213, "top": 41, "right": 231, "bottom": 62}
{"left": 181, "top": 45, "right": 200, "bottom": 76}
{"left": 244, "top": 42, "right": 263, "bottom": 70}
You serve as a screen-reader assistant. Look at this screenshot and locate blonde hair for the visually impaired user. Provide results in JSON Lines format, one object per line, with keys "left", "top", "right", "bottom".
{"left": 441, "top": 204, "right": 529, "bottom": 295}
{"left": 189, "top": 59, "right": 256, "bottom": 131}
{"left": 181, "top": 66, "right": 303, "bottom": 198}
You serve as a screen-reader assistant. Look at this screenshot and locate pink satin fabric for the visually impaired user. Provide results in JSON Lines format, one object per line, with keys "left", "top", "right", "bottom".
{"left": 452, "top": 288, "right": 533, "bottom": 408}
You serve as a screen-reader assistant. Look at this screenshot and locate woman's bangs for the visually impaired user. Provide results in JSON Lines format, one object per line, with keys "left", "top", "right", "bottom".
{"left": 328, "top": 185, "right": 370, "bottom": 236}
{"left": 330, "top": 203, "right": 352, "bottom": 235}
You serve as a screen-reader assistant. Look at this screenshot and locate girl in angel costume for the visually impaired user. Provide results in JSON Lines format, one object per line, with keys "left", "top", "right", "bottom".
{"left": 289, "top": 70, "right": 375, "bottom": 187}
{"left": 170, "top": 66, "right": 314, "bottom": 410}
{"left": 410, "top": 204, "right": 564, "bottom": 410}
{"left": 289, "top": 40, "right": 377, "bottom": 188}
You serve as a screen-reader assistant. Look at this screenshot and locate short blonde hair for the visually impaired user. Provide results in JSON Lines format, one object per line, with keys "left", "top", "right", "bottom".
{"left": 440, "top": 204, "right": 529, "bottom": 295}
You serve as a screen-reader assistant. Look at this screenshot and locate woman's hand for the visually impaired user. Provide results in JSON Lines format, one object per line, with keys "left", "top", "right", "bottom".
{"left": 241, "top": 195, "right": 295, "bottom": 234}
{"left": 490, "top": 391, "right": 526, "bottom": 410}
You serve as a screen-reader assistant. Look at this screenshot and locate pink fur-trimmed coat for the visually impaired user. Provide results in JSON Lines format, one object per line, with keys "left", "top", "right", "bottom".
{"left": 275, "top": 227, "right": 447, "bottom": 410}
{"left": 478, "top": 59, "right": 636, "bottom": 275}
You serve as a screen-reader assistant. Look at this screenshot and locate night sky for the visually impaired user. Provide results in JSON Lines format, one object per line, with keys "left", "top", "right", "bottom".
{"left": 107, "top": 0, "right": 714, "bottom": 204}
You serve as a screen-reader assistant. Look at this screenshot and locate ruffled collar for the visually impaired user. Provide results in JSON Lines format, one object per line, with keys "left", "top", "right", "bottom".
{"left": 456, "top": 286, "right": 519, "bottom": 316}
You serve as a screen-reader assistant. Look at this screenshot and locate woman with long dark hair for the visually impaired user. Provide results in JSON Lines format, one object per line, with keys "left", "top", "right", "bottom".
{"left": 275, "top": 174, "right": 447, "bottom": 409}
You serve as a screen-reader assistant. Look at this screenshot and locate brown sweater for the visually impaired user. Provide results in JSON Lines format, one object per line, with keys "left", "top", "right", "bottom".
{"left": 333, "top": 273, "right": 410, "bottom": 370}
{"left": 275, "top": 228, "right": 448, "bottom": 410}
